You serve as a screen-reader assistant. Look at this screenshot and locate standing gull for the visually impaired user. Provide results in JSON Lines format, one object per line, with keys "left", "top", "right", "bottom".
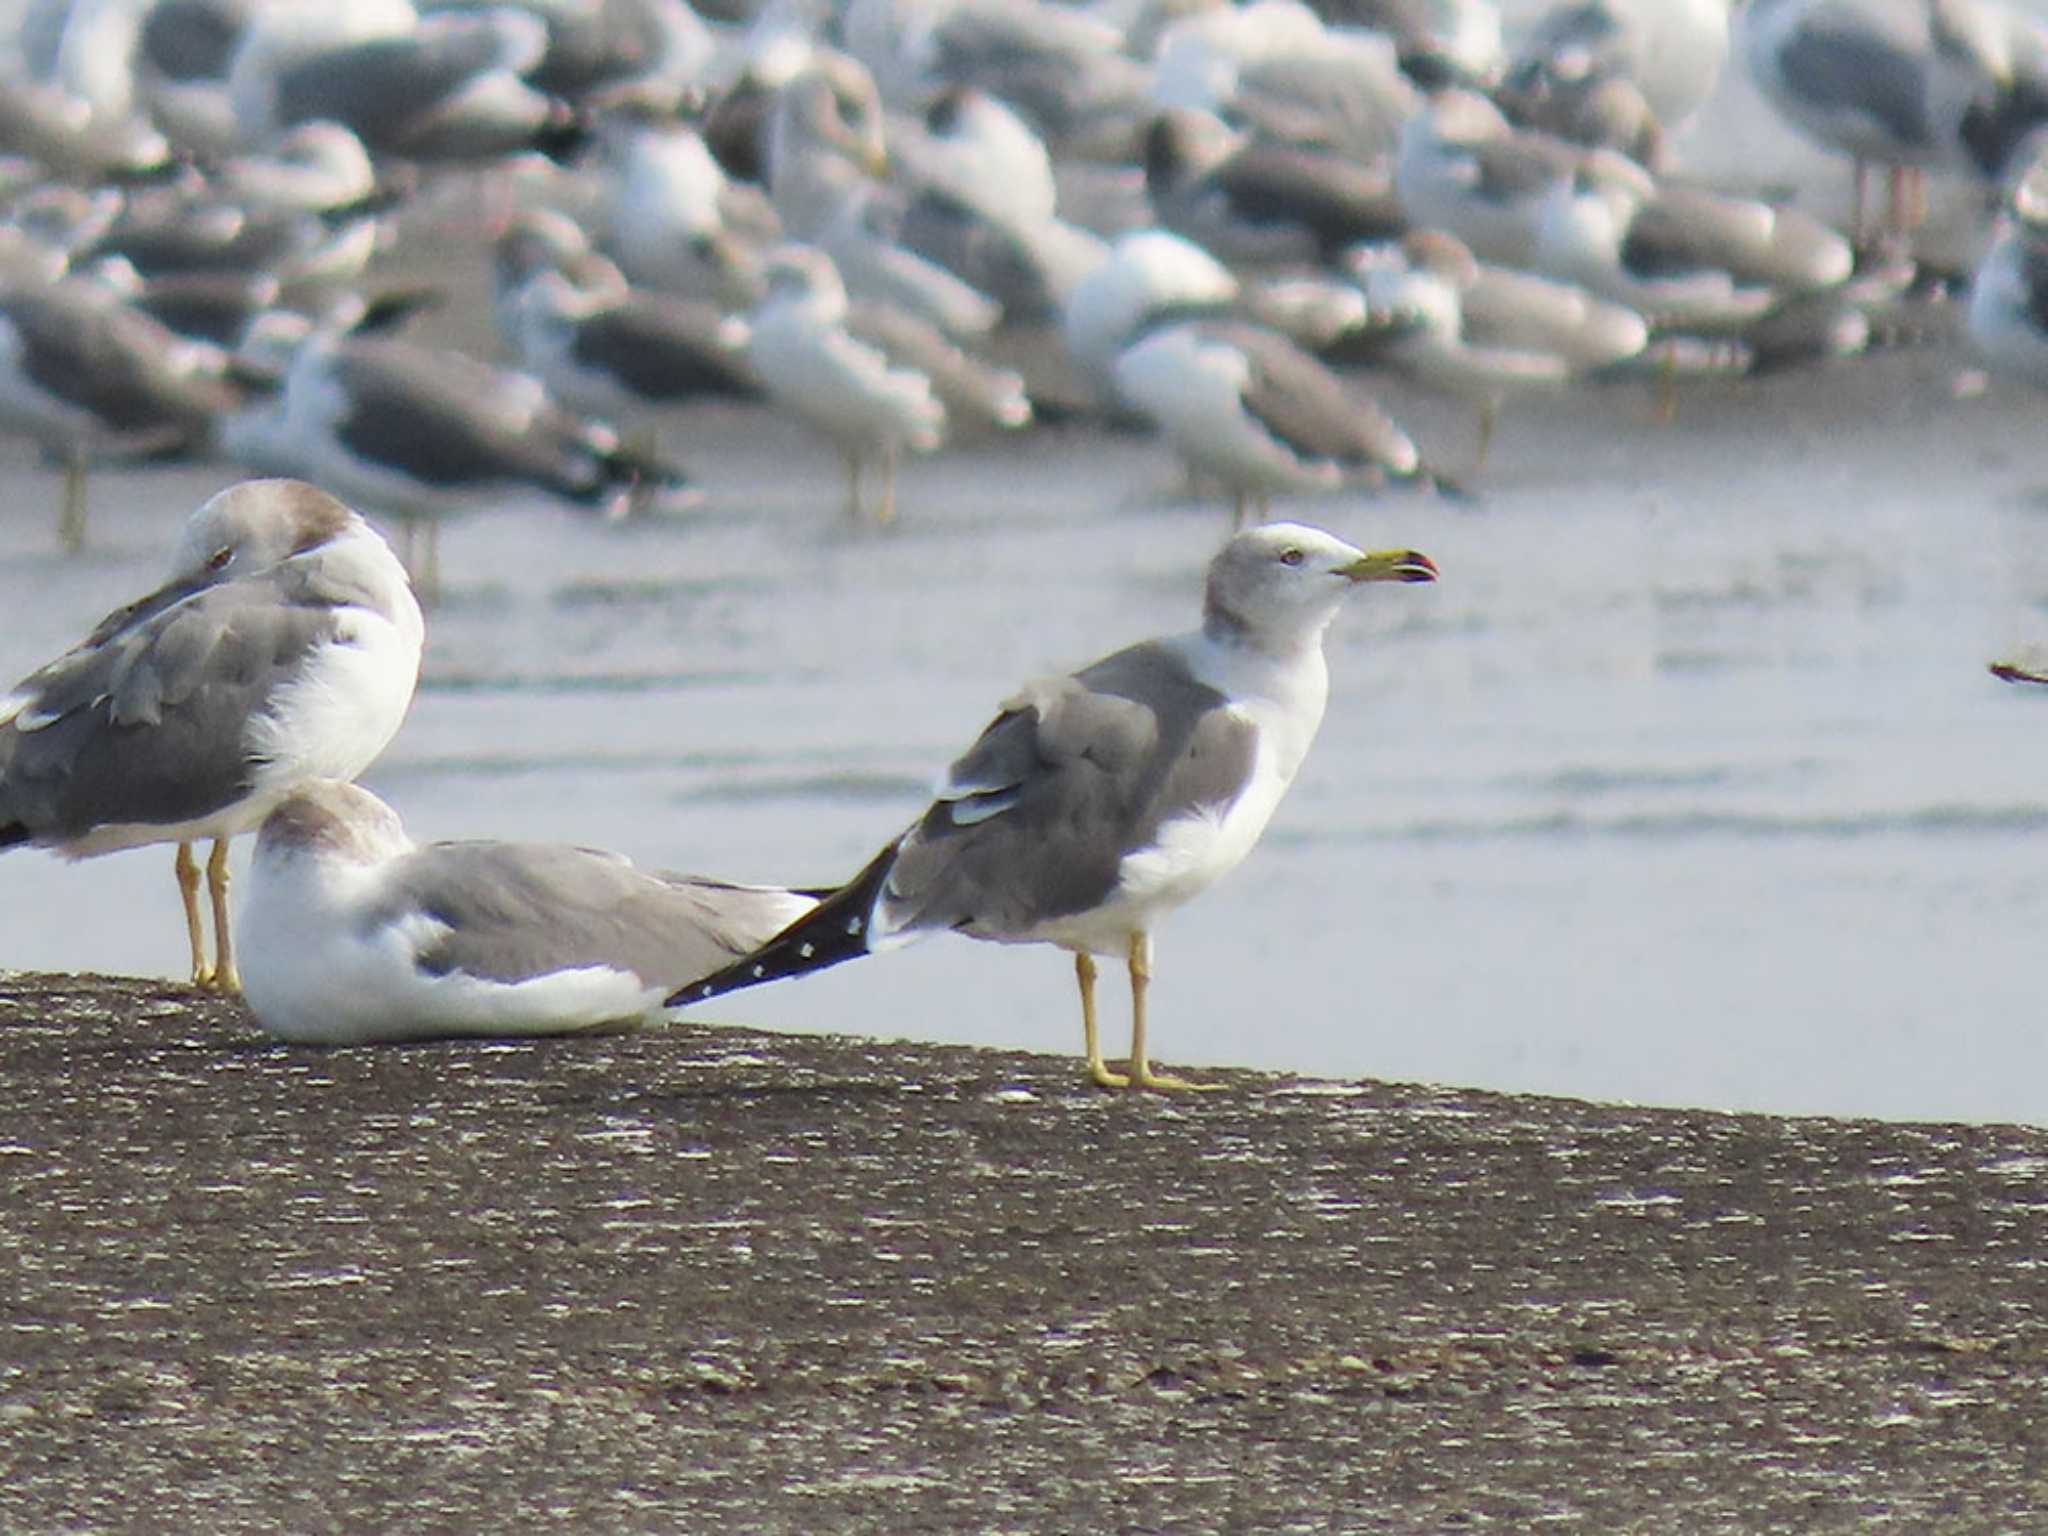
{"left": 0, "top": 479, "right": 424, "bottom": 991}
{"left": 240, "top": 780, "right": 818, "bottom": 1044}
{"left": 742, "top": 243, "right": 946, "bottom": 523}
{"left": 675, "top": 523, "right": 1439, "bottom": 1092}
{"left": 1111, "top": 317, "right": 1425, "bottom": 527}
{"left": 1739, "top": 0, "right": 2003, "bottom": 243}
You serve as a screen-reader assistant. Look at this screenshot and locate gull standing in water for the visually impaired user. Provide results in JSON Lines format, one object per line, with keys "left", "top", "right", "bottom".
{"left": 676, "top": 523, "right": 1438, "bottom": 1092}
{"left": 240, "top": 781, "right": 818, "bottom": 1044}
{"left": 0, "top": 479, "right": 424, "bottom": 991}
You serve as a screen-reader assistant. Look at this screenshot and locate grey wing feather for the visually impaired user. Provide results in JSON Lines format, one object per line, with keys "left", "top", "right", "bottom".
{"left": 1775, "top": 23, "right": 1933, "bottom": 147}
{"left": 0, "top": 580, "right": 344, "bottom": 839}
{"left": 1203, "top": 320, "right": 1417, "bottom": 471}
{"left": 881, "top": 641, "right": 1261, "bottom": 939}
{"left": 392, "top": 841, "right": 815, "bottom": 989}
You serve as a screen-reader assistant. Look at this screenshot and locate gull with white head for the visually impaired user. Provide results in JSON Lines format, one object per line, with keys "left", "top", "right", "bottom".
{"left": 239, "top": 780, "right": 818, "bottom": 1044}
{"left": 743, "top": 243, "right": 947, "bottom": 523}
{"left": 676, "top": 523, "right": 1438, "bottom": 1092}
{"left": 0, "top": 479, "right": 424, "bottom": 992}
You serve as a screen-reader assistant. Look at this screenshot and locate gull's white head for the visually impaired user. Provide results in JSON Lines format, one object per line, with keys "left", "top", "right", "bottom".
{"left": 255, "top": 779, "right": 413, "bottom": 868}
{"left": 1203, "top": 522, "right": 1437, "bottom": 650}
{"left": 171, "top": 479, "right": 363, "bottom": 583}
{"left": 759, "top": 242, "right": 848, "bottom": 312}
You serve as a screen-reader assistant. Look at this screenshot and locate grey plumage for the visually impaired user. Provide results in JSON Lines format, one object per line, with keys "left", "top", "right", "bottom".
{"left": 673, "top": 524, "right": 1439, "bottom": 1093}
{"left": 679, "top": 638, "right": 1261, "bottom": 1001}
{"left": 0, "top": 577, "right": 349, "bottom": 842}
{"left": 1197, "top": 318, "right": 1420, "bottom": 476}
{"left": 883, "top": 644, "right": 1261, "bottom": 940}
{"left": 376, "top": 842, "right": 817, "bottom": 989}
{"left": 0, "top": 478, "right": 423, "bottom": 992}
{"left": 240, "top": 780, "right": 819, "bottom": 1041}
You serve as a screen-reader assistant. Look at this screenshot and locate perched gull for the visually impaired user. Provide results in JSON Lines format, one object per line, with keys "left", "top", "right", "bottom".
{"left": 1142, "top": 108, "right": 1408, "bottom": 267}
{"left": 239, "top": 780, "right": 818, "bottom": 1044}
{"left": 1394, "top": 88, "right": 1594, "bottom": 266}
{"left": 220, "top": 309, "right": 691, "bottom": 596}
{"left": 675, "top": 522, "right": 1438, "bottom": 1092}
{"left": 1349, "top": 229, "right": 1648, "bottom": 470}
{"left": 491, "top": 208, "right": 762, "bottom": 427}
{"left": 741, "top": 243, "right": 946, "bottom": 523}
{"left": 1112, "top": 317, "right": 1425, "bottom": 526}
{"left": 1060, "top": 227, "right": 1243, "bottom": 405}
{"left": 0, "top": 479, "right": 423, "bottom": 992}
{"left": 841, "top": 0, "right": 1154, "bottom": 157}
{"left": 1739, "top": 0, "right": 2007, "bottom": 242}
{"left": 766, "top": 54, "right": 1004, "bottom": 339}
{"left": 238, "top": 5, "right": 584, "bottom": 163}
{"left": 585, "top": 105, "right": 780, "bottom": 307}
{"left": 1532, "top": 158, "right": 1853, "bottom": 333}
{"left": 0, "top": 271, "right": 239, "bottom": 550}
{"left": 1151, "top": 3, "right": 1421, "bottom": 160}
{"left": 1499, "top": 0, "right": 1734, "bottom": 165}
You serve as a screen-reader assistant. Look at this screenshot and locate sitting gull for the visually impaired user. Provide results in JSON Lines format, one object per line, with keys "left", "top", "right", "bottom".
{"left": 240, "top": 780, "right": 818, "bottom": 1044}
{"left": 0, "top": 479, "right": 424, "bottom": 992}
{"left": 676, "top": 522, "right": 1439, "bottom": 1092}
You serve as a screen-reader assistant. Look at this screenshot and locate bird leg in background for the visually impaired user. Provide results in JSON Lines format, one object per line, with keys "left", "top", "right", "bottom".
{"left": 58, "top": 447, "right": 88, "bottom": 553}
{"left": 175, "top": 841, "right": 211, "bottom": 986}
{"left": 1126, "top": 931, "right": 1217, "bottom": 1093}
{"left": 1473, "top": 398, "right": 1500, "bottom": 476}
{"left": 1076, "top": 951, "right": 1129, "bottom": 1089}
{"left": 1652, "top": 340, "right": 1680, "bottom": 426}
{"left": 625, "top": 425, "right": 665, "bottom": 518}
{"left": 206, "top": 837, "right": 240, "bottom": 994}
{"left": 1890, "top": 165, "right": 1926, "bottom": 239}
{"left": 877, "top": 444, "right": 899, "bottom": 525}
{"left": 842, "top": 450, "right": 864, "bottom": 520}
{"left": 422, "top": 522, "right": 442, "bottom": 607}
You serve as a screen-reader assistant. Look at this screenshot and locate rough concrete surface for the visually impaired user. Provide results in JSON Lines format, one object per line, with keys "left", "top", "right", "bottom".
{"left": 0, "top": 972, "right": 2042, "bottom": 1534}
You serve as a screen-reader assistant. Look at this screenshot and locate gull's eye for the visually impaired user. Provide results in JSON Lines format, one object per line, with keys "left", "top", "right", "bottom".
{"left": 206, "top": 546, "right": 233, "bottom": 572}
{"left": 1278, "top": 547, "right": 1305, "bottom": 567}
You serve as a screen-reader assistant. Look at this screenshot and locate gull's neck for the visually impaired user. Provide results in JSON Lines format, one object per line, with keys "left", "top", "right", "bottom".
{"left": 1201, "top": 595, "right": 1333, "bottom": 665}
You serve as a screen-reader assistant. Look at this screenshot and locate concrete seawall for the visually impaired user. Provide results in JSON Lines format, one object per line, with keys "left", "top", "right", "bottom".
{"left": 1, "top": 971, "right": 2042, "bottom": 1532}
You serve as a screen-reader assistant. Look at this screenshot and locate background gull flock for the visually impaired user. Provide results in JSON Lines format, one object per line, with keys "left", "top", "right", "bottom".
{"left": 5, "top": 0, "right": 2048, "bottom": 1120}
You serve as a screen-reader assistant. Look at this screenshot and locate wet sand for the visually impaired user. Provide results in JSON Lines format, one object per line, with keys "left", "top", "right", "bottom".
{"left": 2, "top": 972, "right": 2042, "bottom": 1532}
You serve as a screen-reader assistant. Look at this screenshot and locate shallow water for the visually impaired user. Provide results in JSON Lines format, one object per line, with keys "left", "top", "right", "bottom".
{"left": 4, "top": 331, "right": 2048, "bottom": 1125}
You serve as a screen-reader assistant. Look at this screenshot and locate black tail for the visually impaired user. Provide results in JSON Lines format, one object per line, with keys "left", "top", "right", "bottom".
{"left": 0, "top": 824, "right": 28, "bottom": 851}
{"left": 668, "top": 837, "right": 905, "bottom": 1007}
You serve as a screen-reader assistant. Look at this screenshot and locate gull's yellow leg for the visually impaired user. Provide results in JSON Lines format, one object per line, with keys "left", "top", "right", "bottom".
{"left": 877, "top": 444, "right": 899, "bottom": 526}
{"left": 423, "top": 522, "right": 442, "bottom": 608}
{"left": 1078, "top": 952, "right": 1128, "bottom": 1089}
{"left": 843, "top": 451, "right": 864, "bottom": 520}
{"left": 1473, "top": 398, "right": 1498, "bottom": 477}
{"left": 1126, "top": 931, "right": 1219, "bottom": 1093}
{"left": 58, "top": 449, "right": 88, "bottom": 553}
{"left": 175, "top": 842, "right": 211, "bottom": 986}
{"left": 205, "top": 838, "right": 240, "bottom": 995}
